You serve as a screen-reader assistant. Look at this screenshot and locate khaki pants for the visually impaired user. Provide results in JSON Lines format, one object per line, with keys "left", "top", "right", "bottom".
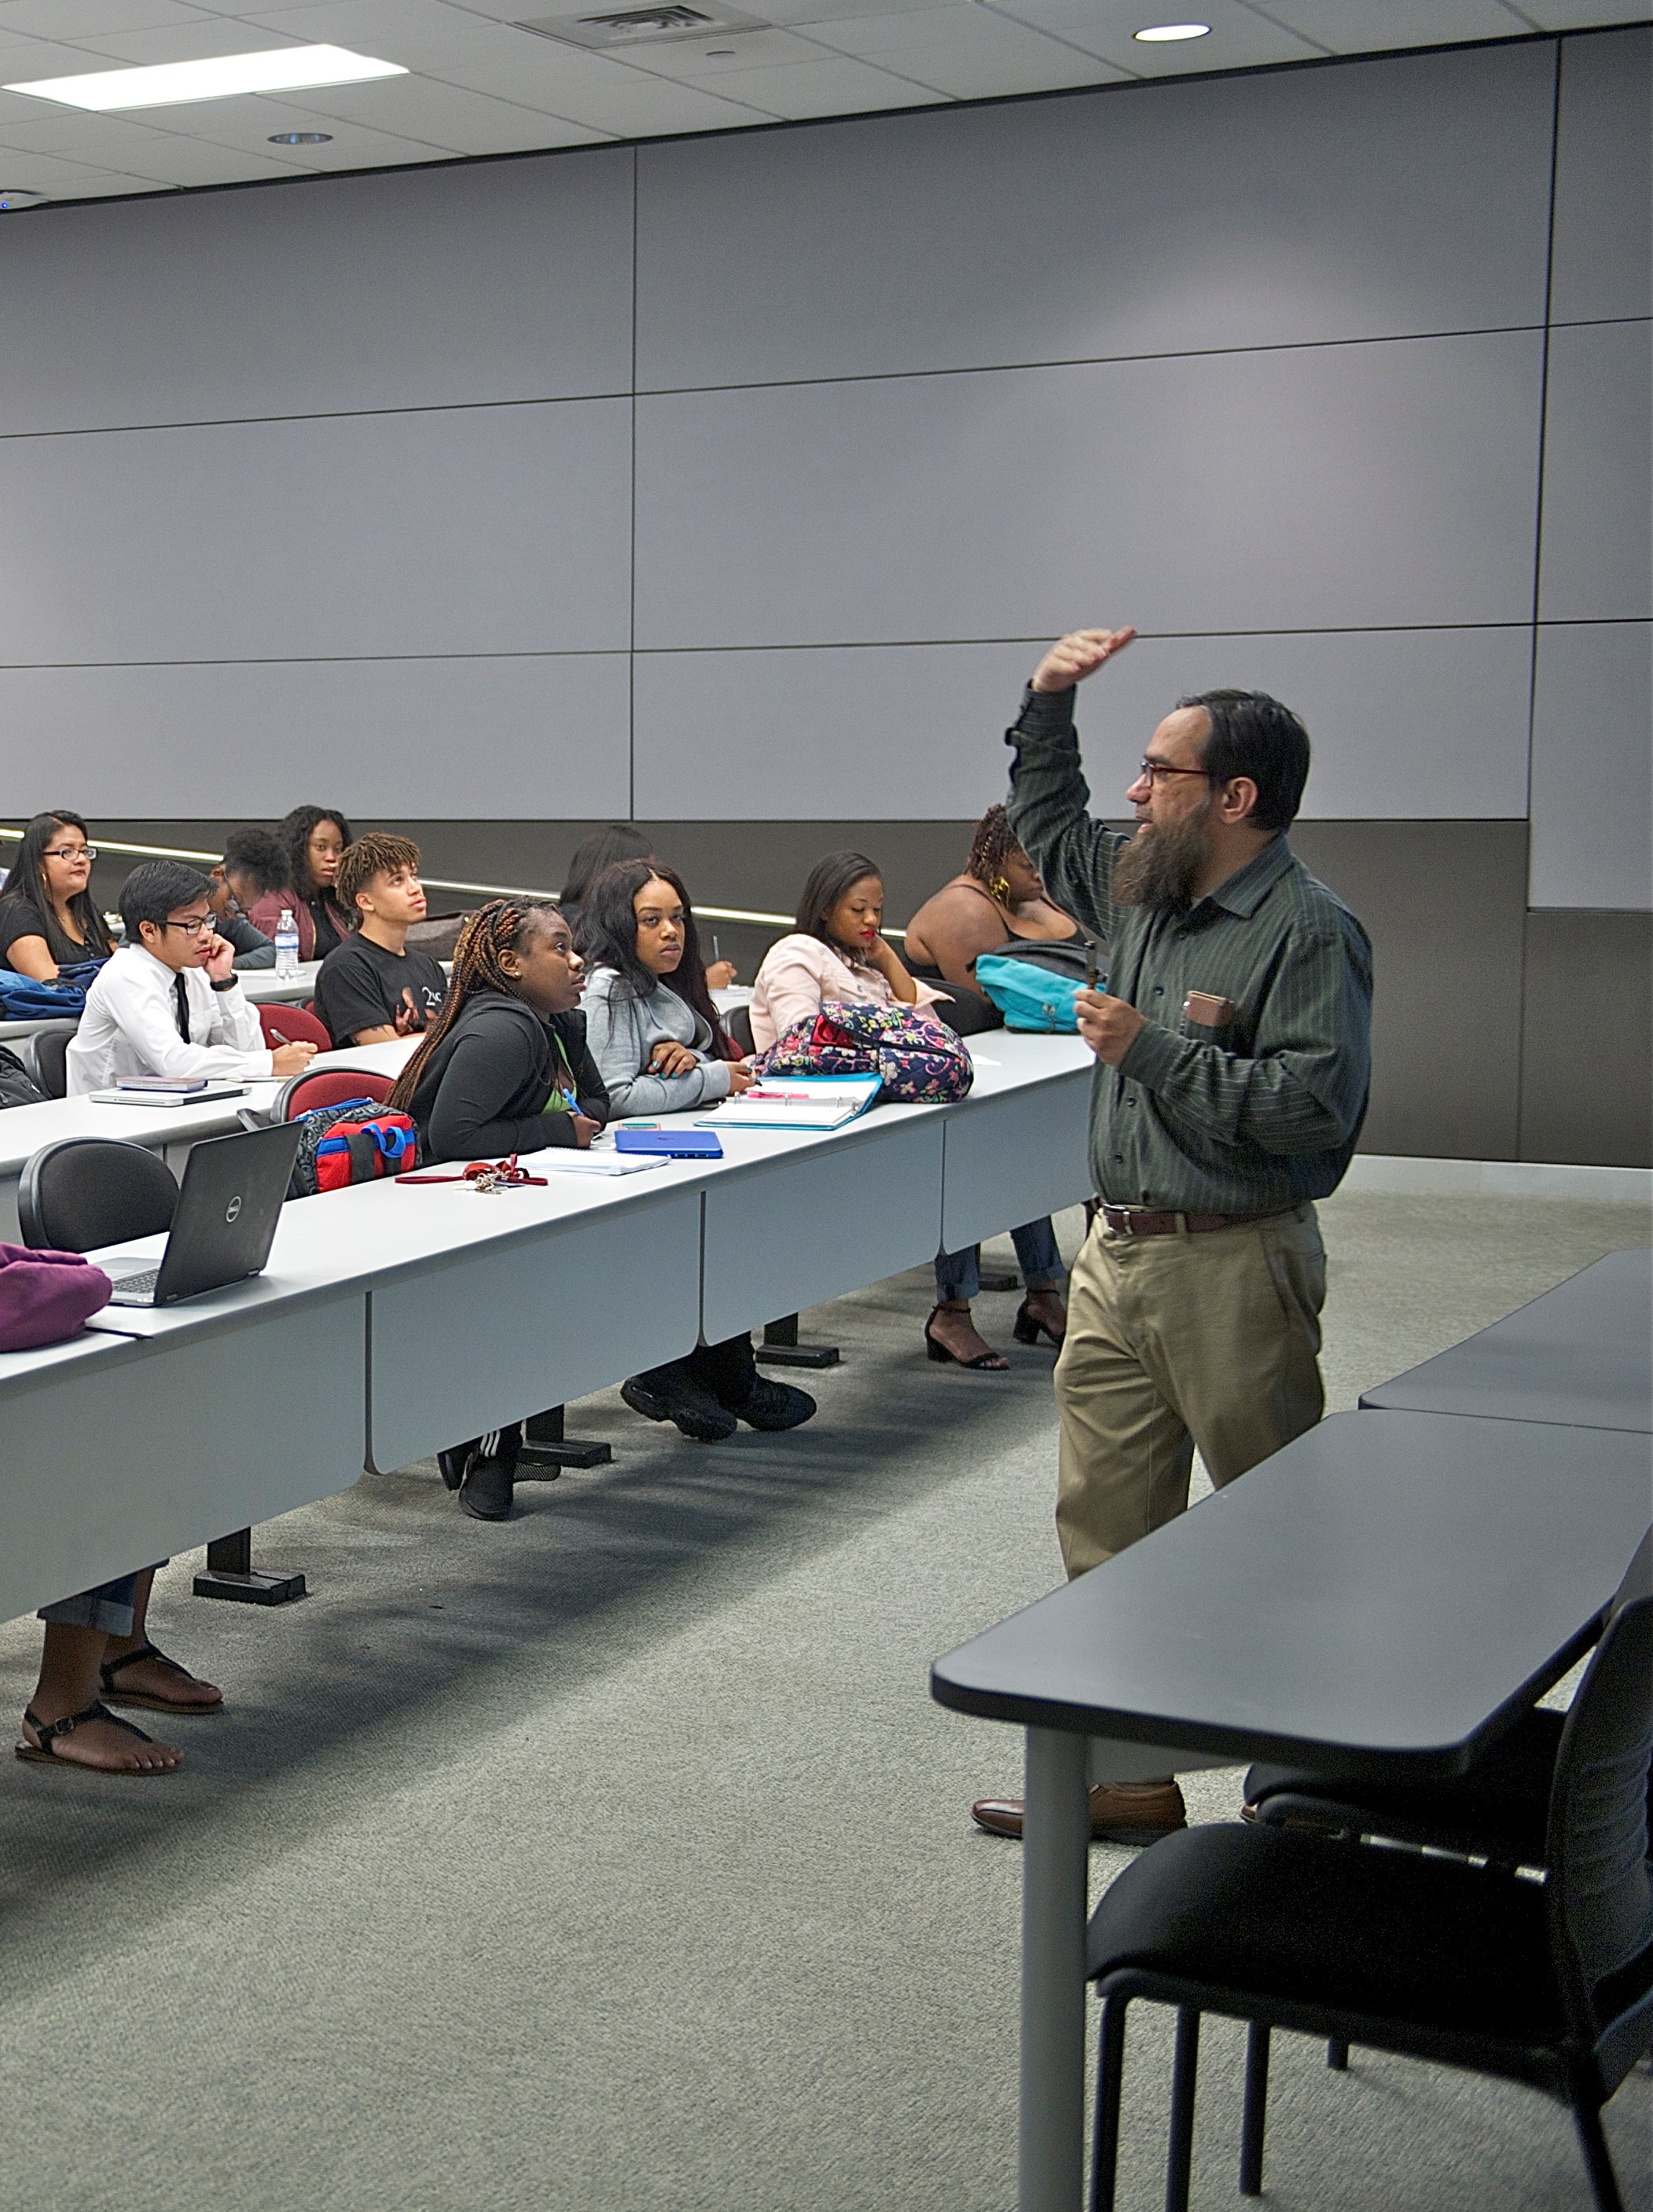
{"left": 1053, "top": 1205, "right": 1328, "bottom": 1578}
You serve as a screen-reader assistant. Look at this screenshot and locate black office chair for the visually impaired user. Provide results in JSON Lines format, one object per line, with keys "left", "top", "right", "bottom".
{"left": 22, "top": 1021, "right": 79, "bottom": 1100}
{"left": 1085, "top": 1528, "right": 1653, "bottom": 2212}
{"left": 19, "top": 1135, "right": 178, "bottom": 1253}
{"left": 725, "top": 1002, "right": 757, "bottom": 1057}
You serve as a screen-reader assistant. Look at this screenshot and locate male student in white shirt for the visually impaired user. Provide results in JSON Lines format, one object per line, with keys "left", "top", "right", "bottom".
{"left": 67, "top": 860, "right": 318, "bottom": 1095}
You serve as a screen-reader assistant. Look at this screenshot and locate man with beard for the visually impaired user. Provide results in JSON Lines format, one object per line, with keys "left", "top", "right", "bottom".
{"left": 971, "top": 625, "right": 1372, "bottom": 1846}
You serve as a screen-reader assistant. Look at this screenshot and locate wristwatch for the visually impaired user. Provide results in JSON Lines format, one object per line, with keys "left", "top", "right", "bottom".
{"left": 209, "top": 977, "right": 237, "bottom": 992}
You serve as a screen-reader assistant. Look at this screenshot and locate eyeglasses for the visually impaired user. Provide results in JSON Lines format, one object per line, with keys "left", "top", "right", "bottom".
{"left": 44, "top": 843, "right": 96, "bottom": 862}
{"left": 160, "top": 914, "right": 215, "bottom": 936}
{"left": 1137, "top": 758, "right": 1214, "bottom": 787}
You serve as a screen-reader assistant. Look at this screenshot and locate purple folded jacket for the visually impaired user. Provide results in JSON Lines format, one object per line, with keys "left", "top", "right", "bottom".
{"left": 0, "top": 1243, "right": 112, "bottom": 1352}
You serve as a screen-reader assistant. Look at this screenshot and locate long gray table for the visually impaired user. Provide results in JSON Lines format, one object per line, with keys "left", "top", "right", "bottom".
{"left": 1361, "top": 1246, "right": 1652, "bottom": 1433}
{"left": 931, "top": 1408, "right": 1653, "bottom": 2212}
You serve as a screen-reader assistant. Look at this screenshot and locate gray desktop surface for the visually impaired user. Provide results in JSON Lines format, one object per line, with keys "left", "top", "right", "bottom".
{"left": 931, "top": 1408, "right": 1652, "bottom": 1775}
{"left": 1360, "top": 1245, "right": 1651, "bottom": 1432}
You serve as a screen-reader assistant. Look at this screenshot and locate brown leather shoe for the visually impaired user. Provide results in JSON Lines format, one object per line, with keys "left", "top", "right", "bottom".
{"left": 971, "top": 1779, "right": 1188, "bottom": 1847}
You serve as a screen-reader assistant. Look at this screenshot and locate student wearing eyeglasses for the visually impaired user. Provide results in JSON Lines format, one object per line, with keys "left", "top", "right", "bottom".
{"left": 65, "top": 860, "right": 319, "bottom": 1095}
{"left": 0, "top": 810, "right": 116, "bottom": 980}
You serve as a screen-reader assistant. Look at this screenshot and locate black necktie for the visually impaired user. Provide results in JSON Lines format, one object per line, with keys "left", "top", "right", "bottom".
{"left": 173, "top": 973, "right": 190, "bottom": 1041}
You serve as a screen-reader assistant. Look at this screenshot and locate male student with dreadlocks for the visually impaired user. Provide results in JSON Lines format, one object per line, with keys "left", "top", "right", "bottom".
{"left": 388, "top": 897, "right": 607, "bottom": 1520}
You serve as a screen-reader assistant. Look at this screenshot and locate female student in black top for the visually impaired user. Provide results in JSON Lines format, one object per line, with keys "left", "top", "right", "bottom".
{"left": 0, "top": 810, "right": 115, "bottom": 980}
{"left": 388, "top": 898, "right": 607, "bottom": 1521}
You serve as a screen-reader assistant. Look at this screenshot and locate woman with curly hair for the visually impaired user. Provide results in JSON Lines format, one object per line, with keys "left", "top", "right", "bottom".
{"left": 248, "top": 804, "right": 354, "bottom": 962}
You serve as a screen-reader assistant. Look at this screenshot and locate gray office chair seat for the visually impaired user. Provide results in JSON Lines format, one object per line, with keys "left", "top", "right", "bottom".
{"left": 19, "top": 1135, "right": 179, "bottom": 1254}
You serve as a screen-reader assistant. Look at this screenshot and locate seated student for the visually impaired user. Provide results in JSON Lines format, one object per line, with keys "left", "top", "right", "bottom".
{"left": 581, "top": 860, "right": 815, "bottom": 1443}
{"left": 388, "top": 897, "right": 608, "bottom": 1520}
{"left": 18, "top": 1566, "right": 221, "bottom": 1777}
{"left": 66, "top": 860, "right": 319, "bottom": 1094}
{"left": 248, "top": 805, "right": 354, "bottom": 962}
{"left": 314, "top": 835, "right": 446, "bottom": 1047}
{"left": 562, "top": 824, "right": 738, "bottom": 989}
{"left": 905, "top": 808, "right": 1073, "bottom": 1368}
{"left": 0, "top": 809, "right": 115, "bottom": 981}
{"left": 748, "top": 850, "right": 946, "bottom": 1053}
{"left": 206, "top": 826, "right": 289, "bottom": 970}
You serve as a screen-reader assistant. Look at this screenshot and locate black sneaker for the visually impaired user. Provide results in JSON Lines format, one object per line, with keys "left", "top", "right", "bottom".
{"left": 458, "top": 1431, "right": 517, "bottom": 1521}
{"left": 621, "top": 1373, "right": 737, "bottom": 1442}
{"left": 736, "top": 1376, "right": 817, "bottom": 1432}
{"left": 438, "top": 1447, "right": 471, "bottom": 1492}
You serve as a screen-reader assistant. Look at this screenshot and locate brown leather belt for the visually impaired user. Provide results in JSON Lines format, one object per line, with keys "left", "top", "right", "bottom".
{"left": 1100, "top": 1205, "right": 1295, "bottom": 1238}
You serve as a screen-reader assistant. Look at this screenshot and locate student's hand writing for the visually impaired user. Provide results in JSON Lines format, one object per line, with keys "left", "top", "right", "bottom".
{"left": 571, "top": 1113, "right": 601, "bottom": 1149}
{"left": 648, "top": 1040, "right": 699, "bottom": 1077}
{"left": 271, "top": 1041, "right": 320, "bottom": 1077}
{"left": 1075, "top": 989, "right": 1147, "bottom": 1066}
{"left": 725, "top": 1063, "right": 756, "bottom": 1094}
{"left": 392, "top": 988, "right": 424, "bottom": 1036}
{"left": 203, "top": 932, "right": 237, "bottom": 985}
{"left": 1030, "top": 627, "right": 1137, "bottom": 694}
{"left": 706, "top": 960, "right": 738, "bottom": 989}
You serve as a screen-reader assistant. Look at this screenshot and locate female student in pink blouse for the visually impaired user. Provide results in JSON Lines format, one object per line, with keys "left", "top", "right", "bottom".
{"left": 748, "top": 850, "right": 947, "bottom": 1052}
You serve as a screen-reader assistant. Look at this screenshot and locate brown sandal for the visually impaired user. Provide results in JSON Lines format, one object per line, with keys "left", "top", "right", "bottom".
{"left": 16, "top": 1701, "right": 168, "bottom": 1773}
{"left": 99, "top": 1641, "right": 222, "bottom": 1715}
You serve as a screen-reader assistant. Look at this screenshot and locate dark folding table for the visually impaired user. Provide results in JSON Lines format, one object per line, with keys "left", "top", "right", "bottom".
{"left": 1360, "top": 1246, "right": 1651, "bottom": 1432}
{"left": 931, "top": 1407, "right": 1653, "bottom": 2212}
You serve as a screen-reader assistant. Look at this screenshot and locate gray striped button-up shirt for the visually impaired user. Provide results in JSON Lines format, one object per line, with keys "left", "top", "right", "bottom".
{"left": 1005, "top": 685, "right": 1373, "bottom": 1214}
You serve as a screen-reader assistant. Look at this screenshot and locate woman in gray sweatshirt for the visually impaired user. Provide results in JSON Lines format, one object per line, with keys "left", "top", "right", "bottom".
{"left": 579, "top": 859, "right": 817, "bottom": 1443}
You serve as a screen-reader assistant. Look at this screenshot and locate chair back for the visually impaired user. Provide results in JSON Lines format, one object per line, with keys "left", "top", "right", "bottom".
{"left": 1545, "top": 1526, "right": 1653, "bottom": 2041}
{"left": 18, "top": 1135, "right": 178, "bottom": 1253}
{"left": 23, "top": 1022, "right": 78, "bottom": 1099}
{"left": 725, "top": 1002, "right": 756, "bottom": 1057}
{"left": 274, "top": 1068, "right": 395, "bottom": 1121}
{"left": 258, "top": 1003, "right": 332, "bottom": 1050}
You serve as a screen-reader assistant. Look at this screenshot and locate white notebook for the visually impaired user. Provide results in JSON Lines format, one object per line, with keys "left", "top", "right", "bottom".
{"left": 698, "top": 1076, "right": 882, "bottom": 1131}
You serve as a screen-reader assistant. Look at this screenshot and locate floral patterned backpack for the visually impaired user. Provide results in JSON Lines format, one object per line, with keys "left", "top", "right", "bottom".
{"left": 757, "top": 1000, "right": 974, "bottom": 1104}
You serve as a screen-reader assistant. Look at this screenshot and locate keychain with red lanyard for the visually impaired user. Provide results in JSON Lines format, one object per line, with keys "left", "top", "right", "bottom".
{"left": 397, "top": 1156, "right": 548, "bottom": 1191}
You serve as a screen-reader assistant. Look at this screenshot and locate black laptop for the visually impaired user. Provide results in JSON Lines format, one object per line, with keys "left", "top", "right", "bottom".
{"left": 103, "top": 1121, "right": 304, "bottom": 1307}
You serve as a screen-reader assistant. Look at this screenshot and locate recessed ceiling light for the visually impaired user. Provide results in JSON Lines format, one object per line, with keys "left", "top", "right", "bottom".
{"left": 0, "top": 187, "right": 44, "bottom": 210}
{"left": 1133, "top": 22, "right": 1210, "bottom": 40}
{"left": 269, "top": 130, "right": 332, "bottom": 145}
{"left": 4, "top": 46, "right": 406, "bottom": 113}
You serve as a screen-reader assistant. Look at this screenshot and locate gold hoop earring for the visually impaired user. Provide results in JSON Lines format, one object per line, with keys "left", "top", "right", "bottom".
{"left": 990, "top": 873, "right": 1013, "bottom": 906}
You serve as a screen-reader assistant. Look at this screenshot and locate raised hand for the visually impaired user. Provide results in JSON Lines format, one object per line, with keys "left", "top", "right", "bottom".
{"left": 1030, "top": 626, "right": 1137, "bottom": 695}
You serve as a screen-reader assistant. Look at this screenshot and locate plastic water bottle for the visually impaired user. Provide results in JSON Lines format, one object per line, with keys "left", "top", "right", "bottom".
{"left": 274, "top": 908, "right": 300, "bottom": 981}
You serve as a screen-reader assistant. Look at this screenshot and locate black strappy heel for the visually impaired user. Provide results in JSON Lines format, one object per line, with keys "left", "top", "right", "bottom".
{"left": 924, "top": 1307, "right": 1010, "bottom": 1371}
{"left": 1012, "top": 1296, "right": 1067, "bottom": 1348}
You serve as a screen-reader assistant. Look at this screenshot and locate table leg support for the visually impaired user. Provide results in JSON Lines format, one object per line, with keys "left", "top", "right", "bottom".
{"left": 1020, "top": 1724, "right": 1092, "bottom": 2212}
{"left": 517, "top": 1404, "right": 612, "bottom": 1476}
{"left": 755, "top": 1314, "right": 840, "bottom": 1370}
{"left": 193, "top": 1527, "right": 307, "bottom": 1605}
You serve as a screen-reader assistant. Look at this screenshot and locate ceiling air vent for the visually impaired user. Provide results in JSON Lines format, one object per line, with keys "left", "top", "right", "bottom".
{"left": 516, "top": 4, "right": 769, "bottom": 50}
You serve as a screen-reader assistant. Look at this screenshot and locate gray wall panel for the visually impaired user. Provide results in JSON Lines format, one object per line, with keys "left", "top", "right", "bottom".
{"left": 0, "top": 152, "right": 636, "bottom": 436}
{"left": 634, "top": 628, "right": 1533, "bottom": 821}
{"left": 0, "top": 400, "right": 632, "bottom": 665}
{"left": 0, "top": 655, "right": 631, "bottom": 823}
{"left": 1550, "top": 27, "right": 1653, "bottom": 325}
{"left": 1519, "top": 909, "right": 1653, "bottom": 1167}
{"left": 1537, "top": 320, "right": 1653, "bottom": 622}
{"left": 634, "top": 333, "right": 1545, "bottom": 648}
{"left": 635, "top": 42, "right": 1554, "bottom": 389}
{"left": 1529, "top": 622, "right": 1653, "bottom": 910}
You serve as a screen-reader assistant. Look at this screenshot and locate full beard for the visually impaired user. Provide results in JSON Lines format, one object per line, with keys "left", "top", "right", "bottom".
{"left": 1112, "top": 805, "right": 1213, "bottom": 910}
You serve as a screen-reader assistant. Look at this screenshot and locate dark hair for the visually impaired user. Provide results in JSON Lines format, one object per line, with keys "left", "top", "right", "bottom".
{"left": 580, "top": 858, "right": 736, "bottom": 1057}
{"left": 390, "top": 897, "right": 562, "bottom": 1113}
{"left": 335, "top": 833, "right": 421, "bottom": 925}
{"left": 119, "top": 860, "right": 215, "bottom": 939}
{"left": 277, "top": 805, "right": 354, "bottom": 902}
{"left": 1178, "top": 690, "right": 1311, "bottom": 835}
{"left": 561, "top": 824, "right": 652, "bottom": 919}
{"left": 964, "top": 805, "right": 1024, "bottom": 890}
{"left": 795, "top": 850, "right": 883, "bottom": 952}
{"left": 0, "top": 810, "right": 114, "bottom": 963}
{"left": 219, "top": 826, "right": 288, "bottom": 901}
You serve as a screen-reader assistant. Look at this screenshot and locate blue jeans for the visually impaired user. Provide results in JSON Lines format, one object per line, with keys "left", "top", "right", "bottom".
{"left": 935, "top": 1218, "right": 1064, "bottom": 1304}
{"left": 39, "top": 1573, "right": 140, "bottom": 1635}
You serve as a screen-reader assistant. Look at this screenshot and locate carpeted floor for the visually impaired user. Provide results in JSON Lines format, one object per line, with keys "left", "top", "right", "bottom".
{"left": 0, "top": 1191, "right": 1647, "bottom": 2211}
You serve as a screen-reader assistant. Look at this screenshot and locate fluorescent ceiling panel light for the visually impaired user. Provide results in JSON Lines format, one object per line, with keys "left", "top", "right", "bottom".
{"left": 1133, "top": 22, "right": 1210, "bottom": 39}
{"left": 3, "top": 46, "right": 406, "bottom": 113}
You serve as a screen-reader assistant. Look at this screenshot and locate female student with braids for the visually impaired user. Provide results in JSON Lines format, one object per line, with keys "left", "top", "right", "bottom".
{"left": 579, "top": 859, "right": 817, "bottom": 1444}
{"left": 388, "top": 898, "right": 607, "bottom": 1518}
